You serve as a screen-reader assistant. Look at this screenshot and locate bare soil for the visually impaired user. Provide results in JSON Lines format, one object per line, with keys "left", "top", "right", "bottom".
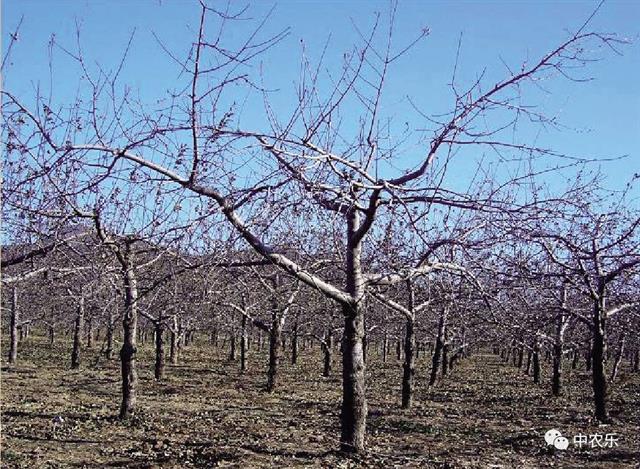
{"left": 1, "top": 335, "right": 638, "bottom": 468}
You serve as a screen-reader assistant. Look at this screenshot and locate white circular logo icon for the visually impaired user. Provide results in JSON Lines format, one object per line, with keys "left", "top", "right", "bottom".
{"left": 545, "top": 429, "right": 568, "bottom": 450}
{"left": 553, "top": 436, "right": 569, "bottom": 450}
{"left": 545, "top": 429, "right": 561, "bottom": 445}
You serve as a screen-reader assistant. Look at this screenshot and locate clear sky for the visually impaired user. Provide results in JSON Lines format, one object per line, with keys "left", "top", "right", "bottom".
{"left": 3, "top": 0, "right": 639, "bottom": 198}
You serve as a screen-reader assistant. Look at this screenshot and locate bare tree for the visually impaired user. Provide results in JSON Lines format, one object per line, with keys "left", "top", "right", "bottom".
{"left": 527, "top": 189, "right": 640, "bottom": 422}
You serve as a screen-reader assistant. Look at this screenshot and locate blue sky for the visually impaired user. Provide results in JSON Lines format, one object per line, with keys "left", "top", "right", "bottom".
{"left": 3, "top": 0, "right": 639, "bottom": 198}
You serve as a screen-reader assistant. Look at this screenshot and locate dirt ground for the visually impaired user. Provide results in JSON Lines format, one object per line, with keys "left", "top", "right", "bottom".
{"left": 1, "top": 335, "right": 638, "bottom": 468}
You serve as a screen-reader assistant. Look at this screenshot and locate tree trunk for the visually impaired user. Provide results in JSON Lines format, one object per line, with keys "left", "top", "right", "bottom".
{"left": 442, "top": 339, "right": 449, "bottom": 377}
{"left": 429, "top": 307, "right": 447, "bottom": 386}
{"left": 633, "top": 349, "right": 639, "bottom": 373}
{"left": 504, "top": 345, "right": 512, "bottom": 364}
{"left": 154, "top": 321, "right": 165, "bottom": 380}
{"left": 340, "top": 209, "right": 366, "bottom": 454}
{"left": 552, "top": 311, "right": 565, "bottom": 396}
{"left": 71, "top": 295, "right": 85, "bottom": 369}
{"left": 241, "top": 315, "right": 248, "bottom": 373}
{"left": 291, "top": 320, "right": 299, "bottom": 365}
{"left": 8, "top": 287, "right": 19, "bottom": 365}
{"left": 449, "top": 350, "right": 457, "bottom": 371}
{"left": 362, "top": 331, "right": 368, "bottom": 364}
{"left": 401, "top": 316, "right": 415, "bottom": 409}
{"left": 170, "top": 332, "right": 177, "bottom": 364}
{"left": 106, "top": 306, "right": 115, "bottom": 360}
{"left": 591, "top": 295, "right": 609, "bottom": 422}
{"left": 341, "top": 301, "right": 366, "bottom": 453}
{"left": 517, "top": 347, "right": 524, "bottom": 368}
{"left": 430, "top": 338, "right": 443, "bottom": 386}
{"left": 119, "top": 248, "right": 139, "bottom": 420}
{"left": 266, "top": 319, "right": 281, "bottom": 392}
{"left": 533, "top": 340, "right": 540, "bottom": 384}
{"left": 382, "top": 333, "right": 388, "bottom": 363}
{"left": 323, "top": 330, "right": 333, "bottom": 377}
{"left": 177, "top": 319, "right": 184, "bottom": 358}
{"left": 609, "top": 332, "right": 625, "bottom": 383}
{"left": 170, "top": 316, "right": 178, "bottom": 365}
{"left": 87, "top": 315, "right": 94, "bottom": 348}
{"left": 229, "top": 334, "right": 236, "bottom": 361}
{"left": 525, "top": 349, "right": 532, "bottom": 375}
